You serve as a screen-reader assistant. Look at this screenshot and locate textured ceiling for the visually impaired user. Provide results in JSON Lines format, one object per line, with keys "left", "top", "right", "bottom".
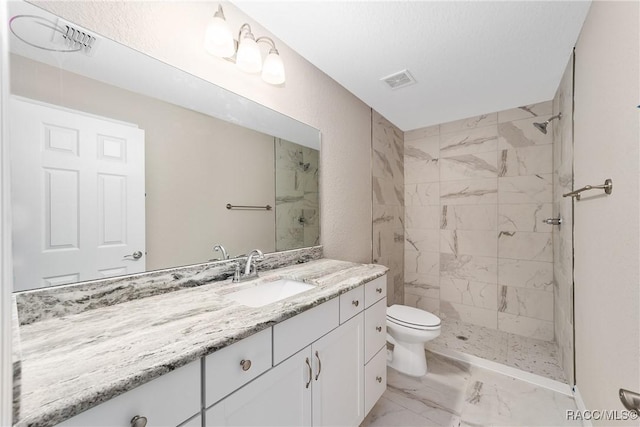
{"left": 234, "top": 1, "right": 592, "bottom": 131}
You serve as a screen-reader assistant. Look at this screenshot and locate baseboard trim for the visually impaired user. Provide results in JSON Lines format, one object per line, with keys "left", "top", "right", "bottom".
{"left": 428, "top": 347, "right": 574, "bottom": 396}
{"left": 572, "top": 385, "right": 592, "bottom": 426}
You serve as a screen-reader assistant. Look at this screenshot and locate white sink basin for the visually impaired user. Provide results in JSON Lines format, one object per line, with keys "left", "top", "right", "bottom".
{"left": 226, "top": 279, "right": 315, "bottom": 308}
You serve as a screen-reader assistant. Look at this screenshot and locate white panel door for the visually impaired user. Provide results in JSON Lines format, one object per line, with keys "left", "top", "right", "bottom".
{"left": 206, "top": 347, "right": 312, "bottom": 427}
{"left": 312, "top": 312, "right": 365, "bottom": 427}
{"left": 10, "top": 97, "right": 145, "bottom": 291}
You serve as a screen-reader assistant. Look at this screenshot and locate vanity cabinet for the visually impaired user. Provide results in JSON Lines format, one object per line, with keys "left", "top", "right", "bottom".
{"left": 57, "top": 360, "right": 200, "bottom": 427}
{"left": 205, "top": 274, "right": 388, "bottom": 427}
{"left": 205, "top": 313, "right": 364, "bottom": 427}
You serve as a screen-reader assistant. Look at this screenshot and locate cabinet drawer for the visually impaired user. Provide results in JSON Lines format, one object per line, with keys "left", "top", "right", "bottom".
{"left": 365, "top": 297, "right": 387, "bottom": 363}
{"left": 273, "top": 298, "right": 339, "bottom": 365}
{"left": 339, "top": 285, "right": 364, "bottom": 323}
{"left": 58, "top": 360, "right": 200, "bottom": 427}
{"left": 205, "top": 327, "right": 272, "bottom": 407}
{"left": 364, "top": 275, "right": 387, "bottom": 308}
{"left": 364, "top": 346, "right": 387, "bottom": 416}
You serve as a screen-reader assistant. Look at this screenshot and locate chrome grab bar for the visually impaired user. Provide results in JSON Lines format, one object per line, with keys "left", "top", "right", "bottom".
{"left": 226, "top": 203, "right": 272, "bottom": 211}
{"left": 562, "top": 179, "right": 612, "bottom": 201}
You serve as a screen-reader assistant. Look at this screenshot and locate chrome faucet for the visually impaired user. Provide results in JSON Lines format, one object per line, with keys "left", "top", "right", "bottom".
{"left": 213, "top": 245, "right": 229, "bottom": 260}
{"left": 244, "top": 249, "right": 264, "bottom": 276}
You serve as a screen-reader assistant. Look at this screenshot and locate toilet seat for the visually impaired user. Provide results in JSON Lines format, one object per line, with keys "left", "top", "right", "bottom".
{"left": 387, "top": 304, "right": 441, "bottom": 330}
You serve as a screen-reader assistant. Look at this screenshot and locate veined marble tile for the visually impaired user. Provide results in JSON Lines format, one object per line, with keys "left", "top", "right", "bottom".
{"left": 361, "top": 395, "right": 444, "bottom": 427}
{"left": 373, "top": 176, "right": 402, "bottom": 206}
{"left": 373, "top": 146, "right": 403, "bottom": 182}
{"left": 427, "top": 320, "right": 508, "bottom": 364}
{"left": 498, "top": 259, "right": 553, "bottom": 291}
{"left": 499, "top": 286, "right": 553, "bottom": 321}
{"left": 497, "top": 101, "right": 553, "bottom": 123}
{"left": 440, "top": 278, "right": 498, "bottom": 310}
{"left": 441, "top": 205, "right": 497, "bottom": 231}
{"left": 404, "top": 272, "right": 440, "bottom": 299}
{"left": 406, "top": 251, "right": 440, "bottom": 277}
{"left": 440, "top": 301, "right": 498, "bottom": 329}
{"left": 498, "top": 145, "right": 553, "bottom": 177}
{"left": 507, "top": 334, "right": 566, "bottom": 383}
{"left": 440, "top": 113, "right": 497, "bottom": 135}
{"left": 460, "top": 368, "right": 578, "bottom": 426}
{"left": 498, "top": 231, "right": 552, "bottom": 262}
{"left": 440, "top": 178, "right": 497, "bottom": 206}
{"left": 405, "top": 206, "right": 440, "bottom": 230}
{"left": 405, "top": 183, "right": 439, "bottom": 207}
{"left": 440, "top": 253, "right": 497, "bottom": 285}
{"left": 439, "top": 152, "right": 498, "bottom": 181}
{"left": 405, "top": 124, "right": 439, "bottom": 141}
{"left": 374, "top": 204, "right": 402, "bottom": 231}
{"left": 498, "top": 203, "right": 552, "bottom": 232}
{"left": 498, "top": 116, "right": 553, "bottom": 149}
{"left": 405, "top": 228, "right": 439, "bottom": 253}
{"left": 276, "top": 227, "right": 304, "bottom": 251}
{"left": 498, "top": 174, "right": 553, "bottom": 204}
{"left": 440, "top": 230, "right": 497, "bottom": 258}
{"left": 404, "top": 292, "right": 440, "bottom": 315}
{"left": 303, "top": 226, "right": 320, "bottom": 248}
{"left": 385, "top": 353, "right": 471, "bottom": 421}
{"left": 440, "top": 126, "right": 498, "bottom": 156}
{"left": 498, "top": 312, "right": 554, "bottom": 341}
{"left": 405, "top": 135, "right": 439, "bottom": 184}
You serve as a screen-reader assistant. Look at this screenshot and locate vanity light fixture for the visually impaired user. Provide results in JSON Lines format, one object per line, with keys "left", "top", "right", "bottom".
{"left": 204, "top": 5, "right": 286, "bottom": 85}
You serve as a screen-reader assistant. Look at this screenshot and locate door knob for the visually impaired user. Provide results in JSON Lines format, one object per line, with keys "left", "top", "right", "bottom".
{"left": 124, "top": 251, "right": 143, "bottom": 260}
{"left": 131, "top": 416, "right": 147, "bottom": 427}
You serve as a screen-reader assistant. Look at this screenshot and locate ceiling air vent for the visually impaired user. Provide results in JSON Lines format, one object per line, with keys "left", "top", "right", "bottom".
{"left": 52, "top": 18, "right": 100, "bottom": 56}
{"left": 381, "top": 69, "right": 416, "bottom": 90}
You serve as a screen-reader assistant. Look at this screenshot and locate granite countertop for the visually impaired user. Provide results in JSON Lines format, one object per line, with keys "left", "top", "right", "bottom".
{"left": 14, "top": 258, "right": 388, "bottom": 427}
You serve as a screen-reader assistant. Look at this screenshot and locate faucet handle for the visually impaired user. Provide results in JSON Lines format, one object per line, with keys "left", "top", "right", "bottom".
{"left": 232, "top": 263, "right": 241, "bottom": 283}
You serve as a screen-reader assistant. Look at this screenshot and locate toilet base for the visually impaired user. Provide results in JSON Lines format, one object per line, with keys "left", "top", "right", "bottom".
{"left": 387, "top": 341, "right": 427, "bottom": 377}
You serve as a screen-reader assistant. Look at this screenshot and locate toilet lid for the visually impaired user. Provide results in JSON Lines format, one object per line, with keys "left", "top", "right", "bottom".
{"left": 387, "top": 304, "right": 441, "bottom": 328}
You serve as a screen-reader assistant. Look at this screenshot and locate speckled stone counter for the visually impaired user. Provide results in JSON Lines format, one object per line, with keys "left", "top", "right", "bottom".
{"left": 14, "top": 258, "right": 388, "bottom": 427}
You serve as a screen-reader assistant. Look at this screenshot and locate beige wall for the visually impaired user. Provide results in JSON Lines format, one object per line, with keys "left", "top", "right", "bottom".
{"left": 31, "top": 1, "right": 373, "bottom": 264}
{"left": 11, "top": 54, "right": 276, "bottom": 270}
{"left": 573, "top": 0, "right": 639, "bottom": 420}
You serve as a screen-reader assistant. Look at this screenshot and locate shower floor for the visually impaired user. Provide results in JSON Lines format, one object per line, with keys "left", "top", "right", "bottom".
{"left": 426, "top": 319, "right": 567, "bottom": 383}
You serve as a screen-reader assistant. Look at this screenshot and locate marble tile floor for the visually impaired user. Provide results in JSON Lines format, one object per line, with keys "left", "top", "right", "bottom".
{"left": 361, "top": 352, "right": 580, "bottom": 427}
{"left": 427, "top": 319, "right": 567, "bottom": 383}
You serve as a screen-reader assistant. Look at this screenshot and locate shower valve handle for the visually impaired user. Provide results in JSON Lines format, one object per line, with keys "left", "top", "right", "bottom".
{"left": 542, "top": 217, "right": 562, "bottom": 226}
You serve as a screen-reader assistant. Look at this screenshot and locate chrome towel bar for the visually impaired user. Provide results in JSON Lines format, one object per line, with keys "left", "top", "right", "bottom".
{"left": 563, "top": 179, "right": 613, "bottom": 201}
{"left": 226, "top": 203, "right": 273, "bottom": 211}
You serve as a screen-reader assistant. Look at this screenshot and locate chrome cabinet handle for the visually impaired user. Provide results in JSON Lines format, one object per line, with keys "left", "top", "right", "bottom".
{"left": 305, "top": 357, "right": 312, "bottom": 389}
{"left": 376, "top": 326, "right": 382, "bottom": 332}
{"left": 376, "top": 376, "right": 382, "bottom": 383}
{"left": 131, "top": 415, "right": 147, "bottom": 427}
{"left": 315, "top": 351, "right": 322, "bottom": 381}
{"left": 124, "top": 251, "right": 143, "bottom": 260}
{"left": 240, "top": 359, "right": 252, "bottom": 371}
{"left": 352, "top": 300, "right": 359, "bottom": 307}
{"left": 376, "top": 287, "right": 383, "bottom": 293}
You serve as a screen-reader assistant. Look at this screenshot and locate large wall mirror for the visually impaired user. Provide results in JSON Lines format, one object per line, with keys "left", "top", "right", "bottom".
{"left": 8, "top": 1, "right": 321, "bottom": 292}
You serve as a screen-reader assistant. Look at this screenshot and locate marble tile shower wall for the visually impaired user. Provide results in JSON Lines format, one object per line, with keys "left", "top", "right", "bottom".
{"left": 372, "top": 110, "right": 405, "bottom": 305}
{"left": 553, "top": 54, "right": 575, "bottom": 384}
{"left": 275, "top": 139, "right": 320, "bottom": 251}
{"left": 404, "top": 101, "right": 555, "bottom": 341}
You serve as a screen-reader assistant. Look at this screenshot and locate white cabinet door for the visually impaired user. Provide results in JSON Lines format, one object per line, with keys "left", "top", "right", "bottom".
{"left": 312, "top": 312, "right": 365, "bottom": 427}
{"left": 10, "top": 97, "right": 146, "bottom": 291}
{"left": 206, "top": 347, "right": 312, "bottom": 427}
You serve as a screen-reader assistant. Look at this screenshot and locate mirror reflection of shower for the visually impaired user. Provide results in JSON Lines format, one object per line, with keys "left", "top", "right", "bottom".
{"left": 533, "top": 112, "right": 562, "bottom": 134}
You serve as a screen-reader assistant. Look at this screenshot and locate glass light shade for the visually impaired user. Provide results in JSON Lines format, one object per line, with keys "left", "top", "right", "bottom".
{"left": 236, "top": 36, "right": 262, "bottom": 73}
{"left": 261, "top": 51, "right": 285, "bottom": 85}
{"left": 204, "top": 16, "right": 235, "bottom": 57}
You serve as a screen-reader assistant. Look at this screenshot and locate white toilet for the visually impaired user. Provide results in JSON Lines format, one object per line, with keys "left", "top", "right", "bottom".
{"left": 386, "top": 304, "right": 441, "bottom": 377}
